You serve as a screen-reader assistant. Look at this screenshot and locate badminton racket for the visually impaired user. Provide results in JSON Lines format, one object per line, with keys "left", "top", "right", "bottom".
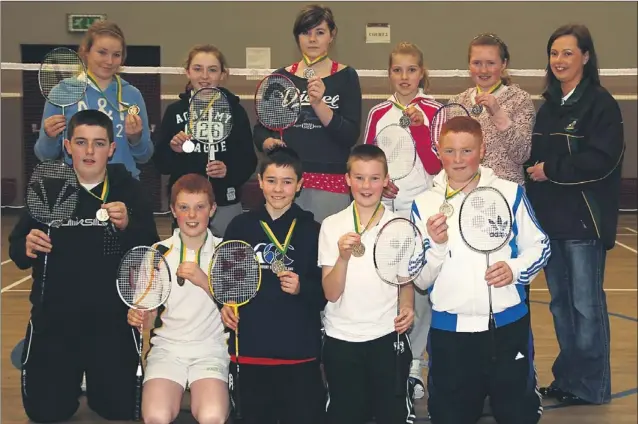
{"left": 373, "top": 217, "right": 427, "bottom": 394}
{"left": 430, "top": 102, "right": 471, "bottom": 147}
{"left": 116, "top": 246, "right": 172, "bottom": 421}
{"left": 38, "top": 47, "right": 87, "bottom": 142}
{"left": 373, "top": 124, "right": 417, "bottom": 212}
{"left": 254, "top": 73, "right": 301, "bottom": 145}
{"left": 208, "top": 240, "right": 261, "bottom": 420}
{"left": 26, "top": 160, "right": 80, "bottom": 304}
{"left": 458, "top": 186, "right": 512, "bottom": 361}
{"left": 187, "top": 87, "right": 233, "bottom": 181}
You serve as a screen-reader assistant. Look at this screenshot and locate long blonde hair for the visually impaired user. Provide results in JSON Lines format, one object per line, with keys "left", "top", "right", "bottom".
{"left": 388, "top": 41, "right": 430, "bottom": 91}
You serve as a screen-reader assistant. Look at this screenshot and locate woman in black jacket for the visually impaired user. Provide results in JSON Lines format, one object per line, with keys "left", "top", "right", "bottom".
{"left": 526, "top": 24, "right": 624, "bottom": 406}
{"left": 154, "top": 44, "right": 257, "bottom": 236}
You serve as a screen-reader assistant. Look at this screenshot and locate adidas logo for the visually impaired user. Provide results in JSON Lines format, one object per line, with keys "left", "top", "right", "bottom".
{"left": 488, "top": 215, "right": 510, "bottom": 238}
{"left": 515, "top": 352, "right": 525, "bottom": 360}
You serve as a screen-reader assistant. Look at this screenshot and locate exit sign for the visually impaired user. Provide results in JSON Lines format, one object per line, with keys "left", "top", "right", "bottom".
{"left": 67, "top": 14, "right": 106, "bottom": 33}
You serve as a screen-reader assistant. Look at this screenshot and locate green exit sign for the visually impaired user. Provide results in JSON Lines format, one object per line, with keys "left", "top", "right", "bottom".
{"left": 67, "top": 14, "right": 106, "bottom": 33}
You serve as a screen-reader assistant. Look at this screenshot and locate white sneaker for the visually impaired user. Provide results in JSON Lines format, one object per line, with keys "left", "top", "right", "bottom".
{"left": 409, "top": 376, "right": 425, "bottom": 400}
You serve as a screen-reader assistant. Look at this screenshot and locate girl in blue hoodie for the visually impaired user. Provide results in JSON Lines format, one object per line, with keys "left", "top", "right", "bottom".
{"left": 34, "top": 20, "right": 153, "bottom": 180}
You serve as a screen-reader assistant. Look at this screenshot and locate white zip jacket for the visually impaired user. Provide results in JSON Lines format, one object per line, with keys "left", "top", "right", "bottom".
{"left": 410, "top": 166, "right": 551, "bottom": 332}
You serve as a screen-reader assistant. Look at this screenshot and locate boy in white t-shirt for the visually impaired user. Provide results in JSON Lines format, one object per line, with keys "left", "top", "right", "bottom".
{"left": 319, "top": 144, "right": 416, "bottom": 424}
{"left": 127, "top": 173, "right": 230, "bottom": 423}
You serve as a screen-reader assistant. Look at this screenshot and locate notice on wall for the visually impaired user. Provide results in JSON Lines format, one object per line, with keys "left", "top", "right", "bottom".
{"left": 246, "top": 47, "right": 271, "bottom": 80}
{"left": 366, "top": 23, "right": 391, "bottom": 44}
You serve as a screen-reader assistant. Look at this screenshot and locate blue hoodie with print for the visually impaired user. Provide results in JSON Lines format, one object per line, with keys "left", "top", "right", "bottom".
{"left": 34, "top": 75, "right": 154, "bottom": 179}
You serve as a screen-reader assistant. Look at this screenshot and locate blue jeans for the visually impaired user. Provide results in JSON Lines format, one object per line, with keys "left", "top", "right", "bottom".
{"left": 544, "top": 239, "right": 611, "bottom": 404}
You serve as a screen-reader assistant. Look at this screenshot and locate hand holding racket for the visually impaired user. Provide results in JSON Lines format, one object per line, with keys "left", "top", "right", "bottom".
{"left": 255, "top": 73, "right": 301, "bottom": 144}
{"left": 485, "top": 261, "right": 514, "bottom": 287}
{"left": 116, "top": 245, "right": 172, "bottom": 421}
{"left": 25, "top": 229, "right": 53, "bottom": 258}
{"left": 458, "top": 186, "right": 512, "bottom": 361}
{"left": 373, "top": 217, "right": 427, "bottom": 395}
{"left": 38, "top": 47, "right": 87, "bottom": 141}
{"left": 26, "top": 160, "right": 80, "bottom": 304}
{"left": 208, "top": 240, "right": 262, "bottom": 420}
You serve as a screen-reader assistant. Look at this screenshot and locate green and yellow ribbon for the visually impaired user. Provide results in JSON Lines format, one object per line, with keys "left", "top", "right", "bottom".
{"left": 259, "top": 219, "right": 297, "bottom": 258}
{"left": 303, "top": 53, "right": 329, "bottom": 67}
{"left": 353, "top": 202, "right": 383, "bottom": 235}
{"left": 445, "top": 171, "right": 480, "bottom": 202}
{"left": 476, "top": 81, "right": 503, "bottom": 96}
{"left": 86, "top": 70, "right": 131, "bottom": 113}
{"left": 179, "top": 231, "right": 208, "bottom": 267}
{"left": 83, "top": 174, "right": 110, "bottom": 203}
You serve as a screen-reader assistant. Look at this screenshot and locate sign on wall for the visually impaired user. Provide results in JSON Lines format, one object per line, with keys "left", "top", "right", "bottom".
{"left": 67, "top": 14, "right": 106, "bottom": 33}
{"left": 366, "top": 23, "right": 391, "bottom": 44}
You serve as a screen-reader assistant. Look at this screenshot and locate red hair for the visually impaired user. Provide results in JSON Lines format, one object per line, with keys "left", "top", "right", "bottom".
{"left": 170, "top": 174, "right": 215, "bottom": 206}
{"left": 440, "top": 116, "right": 483, "bottom": 145}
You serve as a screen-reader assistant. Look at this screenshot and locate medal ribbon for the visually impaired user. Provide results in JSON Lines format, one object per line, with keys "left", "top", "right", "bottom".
{"left": 260, "top": 219, "right": 297, "bottom": 257}
{"left": 353, "top": 202, "right": 383, "bottom": 235}
{"left": 445, "top": 171, "right": 480, "bottom": 202}
{"left": 302, "top": 53, "right": 329, "bottom": 67}
{"left": 476, "top": 81, "right": 503, "bottom": 96}
{"left": 179, "top": 231, "right": 208, "bottom": 267}
{"left": 83, "top": 174, "right": 110, "bottom": 204}
{"left": 86, "top": 71, "right": 129, "bottom": 112}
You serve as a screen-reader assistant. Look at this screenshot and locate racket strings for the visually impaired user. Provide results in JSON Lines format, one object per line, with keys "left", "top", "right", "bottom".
{"left": 117, "top": 248, "right": 171, "bottom": 310}
{"left": 26, "top": 161, "right": 79, "bottom": 225}
{"left": 188, "top": 88, "right": 233, "bottom": 144}
{"left": 210, "top": 242, "right": 260, "bottom": 305}
{"left": 375, "top": 126, "right": 416, "bottom": 180}
{"left": 39, "top": 49, "right": 87, "bottom": 107}
{"left": 374, "top": 220, "right": 425, "bottom": 285}
{"left": 255, "top": 75, "right": 299, "bottom": 130}
{"left": 459, "top": 189, "right": 512, "bottom": 253}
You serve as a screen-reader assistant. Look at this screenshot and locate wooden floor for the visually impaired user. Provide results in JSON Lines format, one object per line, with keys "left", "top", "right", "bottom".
{"left": 2, "top": 212, "right": 636, "bottom": 424}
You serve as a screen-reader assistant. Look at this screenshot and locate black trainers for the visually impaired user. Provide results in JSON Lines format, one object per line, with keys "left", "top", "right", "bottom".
{"left": 408, "top": 376, "right": 425, "bottom": 400}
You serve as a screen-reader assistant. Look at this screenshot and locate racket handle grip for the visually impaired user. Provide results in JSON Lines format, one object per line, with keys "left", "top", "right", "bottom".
{"left": 395, "top": 350, "right": 402, "bottom": 396}
{"left": 133, "top": 371, "right": 142, "bottom": 421}
{"left": 234, "top": 369, "right": 242, "bottom": 420}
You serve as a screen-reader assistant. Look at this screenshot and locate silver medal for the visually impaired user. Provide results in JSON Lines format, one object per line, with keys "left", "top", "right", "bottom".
{"left": 182, "top": 139, "right": 195, "bottom": 153}
{"left": 439, "top": 202, "right": 454, "bottom": 218}
{"left": 177, "top": 277, "right": 185, "bottom": 286}
{"left": 271, "top": 260, "right": 286, "bottom": 274}
{"left": 399, "top": 114, "right": 411, "bottom": 128}
{"left": 471, "top": 104, "right": 483, "bottom": 116}
{"left": 96, "top": 208, "right": 109, "bottom": 222}
{"left": 303, "top": 68, "right": 316, "bottom": 79}
{"left": 352, "top": 243, "right": 366, "bottom": 258}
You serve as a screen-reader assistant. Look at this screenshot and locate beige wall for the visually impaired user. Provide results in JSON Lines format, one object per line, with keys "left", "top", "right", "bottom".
{"left": 1, "top": 1, "right": 637, "bottom": 206}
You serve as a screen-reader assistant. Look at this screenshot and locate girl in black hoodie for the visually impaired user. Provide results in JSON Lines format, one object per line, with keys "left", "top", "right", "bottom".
{"left": 154, "top": 45, "right": 257, "bottom": 236}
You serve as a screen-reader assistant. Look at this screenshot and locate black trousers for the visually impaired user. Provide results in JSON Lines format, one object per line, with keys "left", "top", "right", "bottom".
{"left": 229, "top": 359, "right": 326, "bottom": 424}
{"left": 427, "top": 313, "right": 542, "bottom": 424}
{"left": 322, "top": 332, "right": 415, "bottom": 424}
{"left": 21, "top": 311, "right": 140, "bottom": 423}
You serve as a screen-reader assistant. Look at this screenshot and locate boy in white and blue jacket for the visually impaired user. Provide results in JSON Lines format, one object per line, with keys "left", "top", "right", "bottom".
{"left": 410, "top": 116, "right": 550, "bottom": 424}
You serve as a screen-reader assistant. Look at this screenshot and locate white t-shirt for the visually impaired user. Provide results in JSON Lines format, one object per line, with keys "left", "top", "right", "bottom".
{"left": 318, "top": 202, "right": 399, "bottom": 342}
{"left": 149, "top": 229, "right": 228, "bottom": 357}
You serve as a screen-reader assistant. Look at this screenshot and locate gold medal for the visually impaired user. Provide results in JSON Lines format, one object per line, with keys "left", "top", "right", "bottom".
{"left": 352, "top": 243, "right": 366, "bottom": 258}
{"left": 128, "top": 105, "right": 140, "bottom": 116}
{"left": 303, "top": 68, "right": 316, "bottom": 79}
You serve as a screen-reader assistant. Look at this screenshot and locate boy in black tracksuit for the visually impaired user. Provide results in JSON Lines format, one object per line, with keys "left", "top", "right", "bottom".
{"left": 9, "top": 110, "right": 159, "bottom": 423}
{"left": 154, "top": 86, "right": 257, "bottom": 236}
{"left": 220, "top": 146, "right": 327, "bottom": 424}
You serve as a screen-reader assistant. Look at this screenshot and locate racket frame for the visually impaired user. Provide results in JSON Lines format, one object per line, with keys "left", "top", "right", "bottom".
{"left": 207, "top": 239, "right": 262, "bottom": 420}
{"left": 372, "top": 217, "right": 426, "bottom": 395}
{"left": 372, "top": 124, "right": 418, "bottom": 212}
{"left": 116, "top": 245, "right": 172, "bottom": 421}
{"left": 38, "top": 47, "right": 88, "bottom": 142}
{"left": 430, "top": 102, "right": 471, "bottom": 145}
{"left": 458, "top": 186, "right": 513, "bottom": 361}
{"left": 253, "top": 73, "right": 301, "bottom": 143}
